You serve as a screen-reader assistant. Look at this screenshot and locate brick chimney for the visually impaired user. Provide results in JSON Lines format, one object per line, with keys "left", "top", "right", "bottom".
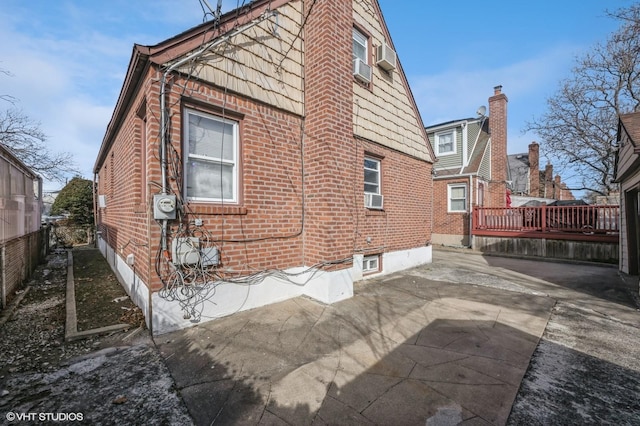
{"left": 554, "top": 175, "right": 562, "bottom": 200}
{"left": 302, "top": 0, "right": 358, "bottom": 271}
{"left": 544, "top": 164, "right": 553, "bottom": 198}
{"left": 528, "top": 142, "right": 539, "bottom": 197}
{"left": 488, "top": 85, "right": 508, "bottom": 207}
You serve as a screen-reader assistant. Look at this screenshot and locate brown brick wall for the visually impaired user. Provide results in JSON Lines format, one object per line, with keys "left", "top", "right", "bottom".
{"left": 95, "top": 0, "right": 433, "bottom": 293}
{"left": 355, "top": 140, "right": 432, "bottom": 255}
{"left": 432, "top": 178, "right": 470, "bottom": 238}
{"left": 98, "top": 66, "right": 307, "bottom": 291}
{"left": 303, "top": 0, "right": 354, "bottom": 266}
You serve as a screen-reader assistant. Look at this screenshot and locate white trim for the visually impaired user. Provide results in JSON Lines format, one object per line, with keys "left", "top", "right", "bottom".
{"left": 97, "top": 236, "right": 151, "bottom": 329}
{"left": 362, "top": 254, "right": 380, "bottom": 273}
{"left": 435, "top": 129, "right": 456, "bottom": 156}
{"left": 426, "top": 118, "right": 482, "bottom": 133}
{"left": 183, "top": 108, "right": 239, "bottom": 203}
{"left": 363, "top": 246, "right": 432, "bottom": 278}
{"left": 364, "top": 156, "right": 381, "bottom": 200}
{"left": 352, "top": 27, "right": 368, "bottom": 63}
{"left": 97, "top": 238, "right": 432, "bottom": 336}
{"left": 448, "top": 183, "right": 467, "bottom": 212}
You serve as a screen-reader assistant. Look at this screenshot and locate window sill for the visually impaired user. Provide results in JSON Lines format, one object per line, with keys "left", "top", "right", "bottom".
{"left": 365, "top": 208, "right": 386, "bottom": 216}
{"left": 188, "top": 204, "right": 248, "bottom": 215}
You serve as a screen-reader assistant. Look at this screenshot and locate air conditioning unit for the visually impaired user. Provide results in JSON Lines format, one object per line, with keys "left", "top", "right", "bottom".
{"left": 353, "top": 58, "right": 372, "bottom": 83}
{"left": 376, "top": 44, "right": 396, "bottom": 71}
{"left": 364, "top": 193, "right": 384, "bottom": 209}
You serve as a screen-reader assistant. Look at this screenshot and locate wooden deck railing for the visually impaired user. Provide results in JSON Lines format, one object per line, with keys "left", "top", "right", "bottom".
{"left": 472, "top": 204, "right": 620, "bottom": 243}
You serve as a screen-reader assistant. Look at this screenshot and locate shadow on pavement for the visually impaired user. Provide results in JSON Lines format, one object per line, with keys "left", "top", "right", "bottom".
{"left": 482, "top": 255, "right": 637, "bottom": 310}
{"left": 157, "top": 274, "right": 555, "bottom": 425}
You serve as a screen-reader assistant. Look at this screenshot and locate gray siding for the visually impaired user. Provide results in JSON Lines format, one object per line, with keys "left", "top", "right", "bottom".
{"left": 478, "top": 140, "right": 491, "bottom": 179}
{"left": 429, "top": 126, "right": 463, "bottom": 170}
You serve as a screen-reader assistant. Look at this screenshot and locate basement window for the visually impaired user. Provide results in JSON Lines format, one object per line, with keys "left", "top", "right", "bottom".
{"left": 363, "top": 254, "right": 380, "bottom": 274}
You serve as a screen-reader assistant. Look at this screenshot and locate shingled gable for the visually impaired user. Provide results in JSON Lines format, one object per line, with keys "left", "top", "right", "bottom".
{"left": 362, "top": 1, "right": 434, "bottom": 163}
{"left": 95, "top": 0, "right": 291, "bottom": 173}
{"left": 615, "top": 111, "right": 640, "bottom": 182}
{"left": 96, "top": 0, "right": 433, "bottom": 173}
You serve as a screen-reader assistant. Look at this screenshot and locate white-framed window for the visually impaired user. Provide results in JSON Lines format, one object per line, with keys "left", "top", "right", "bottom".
{"left": 364, "top": 157, "right": 380, "bottom": 195}
{"left": 448, "top": 184, "right": 467, "bottom": 212}
{"left": 184, "top": 108, "right": 239, "bottom": 203}
{"left": 436, "top": 130, "right": 456, "bottom": 156}
{"left": 364, "top": 157, "right": 383, "bottom": 209}
{"left": 353, "top": 27, "right": 368, "bottom": 63}
{"left": 363, "top": 254, "right": 380, "bottom": 273}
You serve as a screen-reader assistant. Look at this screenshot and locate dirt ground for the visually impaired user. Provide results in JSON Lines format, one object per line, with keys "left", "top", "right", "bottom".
{"left": 0, "top": 247, "right": 192, "bottom": 424}
{"left": 72, "top": 246, "right": 144, "bottom": 331}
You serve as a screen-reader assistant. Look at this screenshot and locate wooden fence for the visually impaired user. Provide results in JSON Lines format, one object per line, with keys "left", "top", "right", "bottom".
{"left": 472, "top": 204, "right": 619, "bottom": 243}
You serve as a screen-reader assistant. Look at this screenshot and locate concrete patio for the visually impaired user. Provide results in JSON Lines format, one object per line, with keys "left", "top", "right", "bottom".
{"left": 156, "top": 255, "right": 556, "bottom": 425}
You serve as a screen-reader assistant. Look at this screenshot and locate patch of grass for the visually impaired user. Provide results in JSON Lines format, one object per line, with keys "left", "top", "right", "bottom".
{"left": 73, "top": 246, "right": 144, "bottom": 332}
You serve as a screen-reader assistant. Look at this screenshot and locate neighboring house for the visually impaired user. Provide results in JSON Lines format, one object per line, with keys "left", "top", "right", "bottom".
{"left": 507, "top": 142, "right": 575, "bottom": 206}
{"left": 0, "top": 143, "right": 43, "bottom": 308}
{"left": 614, "top": 111, "right": 640, "bottom": 279}
{"left": 425, "top": 86, "right": 509, "bottom": 247}
{"left": 42, "top": 190, "right": 60, "bottom": 218}
{"left": 94, "top": 0, "right": 434, "bottom": 334}
{"left": 0, "top": 144, "right": 42, "bottom": 243}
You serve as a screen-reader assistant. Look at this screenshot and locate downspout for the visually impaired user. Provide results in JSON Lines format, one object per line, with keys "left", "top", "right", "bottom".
{"left": 93, "top": 172, "right": 98, "bottom": 247}
{"left": 158, "top": 9, "right": 277, "bottom": 251}
{"left": 469, "top": 175, "right": 473, "bottom": 248}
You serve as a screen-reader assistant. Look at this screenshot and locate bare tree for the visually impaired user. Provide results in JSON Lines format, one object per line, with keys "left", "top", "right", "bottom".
{"left": 0, "top": 108, "right": 79, "bottom": 182}
{"left": 525, "top": 4, "right": 640, "bottom": 196}
{"left": 1, "top": 66, "right": 79, "bottom": 182}
{"left": 0, "top": 67, "right": 16, "bottom": 105}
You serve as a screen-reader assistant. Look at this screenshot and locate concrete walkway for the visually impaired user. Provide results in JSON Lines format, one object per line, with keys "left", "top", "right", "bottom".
{"left": 156, "top": 254, "right": 556, "bottom": 425}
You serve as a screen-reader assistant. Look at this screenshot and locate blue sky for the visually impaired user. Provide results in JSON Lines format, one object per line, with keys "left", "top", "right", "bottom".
{"left": 0, "top": 0, "right": 633, "bottom": 191}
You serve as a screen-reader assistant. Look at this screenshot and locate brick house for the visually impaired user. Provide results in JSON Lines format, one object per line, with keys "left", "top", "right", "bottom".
{"left": 425, "top": 86, "right": 508, "bottom": 247}
{"left": 614, "top": 111, "right": 640, "bottom": 280}
{"left": 507, "top": 142, "right": 575, "bottom": 206}
{"left": 94, "top": 0, "right": 434, "bottom": 334}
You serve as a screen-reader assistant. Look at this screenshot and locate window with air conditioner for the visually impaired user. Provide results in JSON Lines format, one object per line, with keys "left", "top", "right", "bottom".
{"left": 184, "top": 108, "right": 239, "bottom": 203}
{"left": 364, "top": 157, "right": 383, "bottom": 209}
{"left": 353, "top": 27, "right": 371, "bottom": 83}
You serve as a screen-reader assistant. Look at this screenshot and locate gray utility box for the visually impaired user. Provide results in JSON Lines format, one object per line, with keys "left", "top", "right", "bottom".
{"left": 154, "top": 194, "right": 177, "bottom": 220}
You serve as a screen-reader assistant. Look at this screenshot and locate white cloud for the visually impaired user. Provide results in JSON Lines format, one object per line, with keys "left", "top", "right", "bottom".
{"left": 409, "top": 43, "right": 585, "bottom": 155}
{"left": 411, "top": 44, "right": 579, "bottom": 126}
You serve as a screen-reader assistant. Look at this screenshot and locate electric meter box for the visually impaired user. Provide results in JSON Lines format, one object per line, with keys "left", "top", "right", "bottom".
{"left": 153, "top": 194, "right": 177, "bottom": 220}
